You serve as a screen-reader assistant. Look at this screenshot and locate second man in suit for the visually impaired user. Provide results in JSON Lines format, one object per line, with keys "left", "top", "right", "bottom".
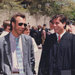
{"left": 38, "top": 14, "right": 75, "bottom": 75}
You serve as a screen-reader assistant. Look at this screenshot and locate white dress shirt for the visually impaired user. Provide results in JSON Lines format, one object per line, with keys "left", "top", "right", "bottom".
{"left": 10, "top": 32, "right": 23, "bottom": 72}
{"left": 56, "top": 30, "right": 66, "bottom": 41}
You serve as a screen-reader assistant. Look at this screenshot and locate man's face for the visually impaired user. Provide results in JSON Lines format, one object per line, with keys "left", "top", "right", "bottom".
{"left": 12, "top": 16, "right": 26, "bottom": 37}
{"left": 23, "top": 28, "right": 30, "bottom": 35}
{"left": 49, "top": 22, "right": 54, "bottom": 30}
{"left": 52, "top": 18, "right": 65, "bottom": 34}
{"left": 7, "top": 25, "right": 10, "bottom": 32}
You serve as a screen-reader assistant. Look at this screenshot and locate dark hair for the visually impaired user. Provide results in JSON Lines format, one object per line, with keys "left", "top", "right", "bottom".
{"left": 49, "top": 19, "right": 53, "bottom": 24}
{"left": 52, "top": 14, "right": 68, "bottom": 29}
{"left": 43, "top": 24, "right": 46, "bottom": 26}
{"left": 52, "top": 14, "right": 68, "bottom": 24}
{"left": 10, "top": 13, "right": 26, "bottom": 30}
{"left": 3, "top": 20, "right": 10, "bottom": 30}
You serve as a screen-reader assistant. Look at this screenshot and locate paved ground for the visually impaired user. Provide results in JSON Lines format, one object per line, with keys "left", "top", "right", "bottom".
{"left": 35, "top": 48, "right": 42, "bottom": 75}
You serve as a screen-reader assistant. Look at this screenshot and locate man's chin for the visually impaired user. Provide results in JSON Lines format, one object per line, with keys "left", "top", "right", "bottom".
{"left": 18, "top": 32, "right": 23, "bottom": 35}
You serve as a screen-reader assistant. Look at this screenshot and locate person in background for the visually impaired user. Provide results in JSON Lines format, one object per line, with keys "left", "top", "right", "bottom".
{"left": 41, "top": 25, "right": 46, "bottom": 45}
{"left": 66, "top": 21, "right": 75, "bottom": 34}
{"left": 38, "top": 14, "right": 75, "bottom": 75}
{"left": 49, "top": 20, "right": 55, "bottom": 34}
{"left": 0, "top": 13, "right": 35, "bottom": 75}
{"left": 30, "top": 26, "right": 38, "bottom": 45}
{"left": 37, "top": 25, "right": 42, "bottom": 45}
{"left": 23, "top": 27, "right": 38, "bottom": 52}
{"left": 0, "top": 20, "right": 10, "bottom": 37}
{"left": 23, "top": 26, "right": 38, "bottom": 75}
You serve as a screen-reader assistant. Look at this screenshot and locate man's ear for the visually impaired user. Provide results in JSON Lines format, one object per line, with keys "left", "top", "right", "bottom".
{"left": 63, "top": 22, "right": 66, "bottom": 29}
{"left": 63, "top": 22, "right": 66, "bottom": 26}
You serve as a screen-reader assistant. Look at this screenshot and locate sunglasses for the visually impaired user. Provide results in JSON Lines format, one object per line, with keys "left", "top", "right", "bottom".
{"left": 18, "top": 23, "right": 27, "bottom": 27}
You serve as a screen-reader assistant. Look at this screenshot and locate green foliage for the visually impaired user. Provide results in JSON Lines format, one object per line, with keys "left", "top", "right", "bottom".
{"left": 58, "top": 0, "right": 75, "bottom": 21}
{"left": 0, "top": 0, "right": 24, "bottom": 10}
{"left": 0, "top": 0, "right": 75, "bottom": 21}
{"left": 28, "top": 0, "right": 61, "bottom": 16}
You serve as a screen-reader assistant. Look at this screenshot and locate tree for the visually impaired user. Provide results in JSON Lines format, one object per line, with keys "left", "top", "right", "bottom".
{"left": 0, "top": 0, "right": 26, "bottom": 18}
{"left": 0, "top": 0, "right": 75, "bottom": 21}
{"left": 58, "top": 0, "right": 75, "bottom": 21}
{"left": 0, "top": 0, "right": 24, "bottom": 9}
{"left": 27, "top": 0, "right": 61, "bottom": 16}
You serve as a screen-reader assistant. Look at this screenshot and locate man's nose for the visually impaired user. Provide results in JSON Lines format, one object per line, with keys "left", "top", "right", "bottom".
{"left": 53, "top": 24, "right": 56, "bottom": 26}
{"left": 22, "top": 24, "right": 25, "bottom": 28}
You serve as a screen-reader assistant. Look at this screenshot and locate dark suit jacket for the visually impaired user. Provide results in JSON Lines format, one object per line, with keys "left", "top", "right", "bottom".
{"left": 38, "top": 32, "right": 75, "bottom": 75}
{"left": 0, "top": 33, "right": 35, "bottom": 75}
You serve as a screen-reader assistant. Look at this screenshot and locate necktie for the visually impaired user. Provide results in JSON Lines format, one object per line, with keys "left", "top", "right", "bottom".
{"left": 58, "top": 35, "right": 60, "bottom": 42}
{"left": 16, "top": 38, "right": 24, "bottom": 75}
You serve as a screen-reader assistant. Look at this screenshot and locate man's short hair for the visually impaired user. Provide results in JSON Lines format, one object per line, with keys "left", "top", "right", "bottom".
{"left": 52, "top": 14, "right": 68, "bottom": 29}
{"left": 10, "top": 13, "right": 26, "bottom": 30}
{"left": 43, "top": 24, "right": 46, "bottom": 26}
{"left": 3, "top": 20, "right": 10, "bottom": 30}
{"left": 52, "top": 14, "right": 68, "bottom": 24}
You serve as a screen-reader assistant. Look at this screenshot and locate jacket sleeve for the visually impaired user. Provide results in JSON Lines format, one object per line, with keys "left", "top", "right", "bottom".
{"left": 0, "top": 48, "right": 2, "bottom": 74}
{"left": 30, "top": 38, "right": 36, "bottom": 74}
{"left": 0, "top": 38, "right": 4, "bottom": 74}
{"left": 27, "top": 36, "right": 36, "bottom": 74}
{"left": 71, "top": 34, "right": 75, "bottom": 74}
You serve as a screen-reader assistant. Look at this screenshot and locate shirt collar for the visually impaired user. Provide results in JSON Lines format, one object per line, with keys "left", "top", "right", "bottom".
{"left": 56, "top": 30, "right": 66, "bottom": 39}
{"left": 10, "top": 32, "right": 21, "bottom": 40}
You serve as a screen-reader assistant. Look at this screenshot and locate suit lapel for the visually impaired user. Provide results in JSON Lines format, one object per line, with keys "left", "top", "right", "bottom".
{"left": 4, "top": 33, "right": 12, "bottom": 68}
{"left": 21, "top": 35, "right": 28, "bottom": 71}
{"left": 21, "top": 35, "right": 28, "bottom": 57}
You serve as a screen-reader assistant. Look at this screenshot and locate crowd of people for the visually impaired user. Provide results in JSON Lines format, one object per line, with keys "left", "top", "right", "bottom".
{"left": 0, "top": 13, "right": 75, "bottom": 75}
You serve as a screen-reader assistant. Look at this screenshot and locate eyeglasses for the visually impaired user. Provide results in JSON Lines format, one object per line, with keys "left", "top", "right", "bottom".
{"left": 18, "top": 23, "right": 27, "bottom": 27}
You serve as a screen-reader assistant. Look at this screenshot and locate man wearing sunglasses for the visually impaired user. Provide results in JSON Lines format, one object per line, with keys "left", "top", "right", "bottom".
{"left": 0, "top": 13, "right": 35, "bottom": 75}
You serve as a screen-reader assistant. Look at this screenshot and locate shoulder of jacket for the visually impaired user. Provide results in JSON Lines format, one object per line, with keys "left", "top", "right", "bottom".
{"left": 0, "top": 36, "right": 5, "bottom": 45}
{"left": 21, "top": 34, "right": 32, "bottom": 41}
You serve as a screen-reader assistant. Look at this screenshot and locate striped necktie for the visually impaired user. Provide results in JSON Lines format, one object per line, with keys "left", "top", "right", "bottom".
{"left": 16, "top": 38, "right": 24, "bottom": 75}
